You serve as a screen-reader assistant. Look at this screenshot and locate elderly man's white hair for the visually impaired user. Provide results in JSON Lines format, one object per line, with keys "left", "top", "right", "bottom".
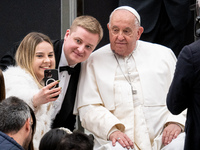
{"left": 109, "top": 6, "right": 141, "bottom": 26}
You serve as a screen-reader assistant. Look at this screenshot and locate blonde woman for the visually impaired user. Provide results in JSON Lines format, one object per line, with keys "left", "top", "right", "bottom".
{"left": 3, "top": 32, "right": 61, "bottom": 150}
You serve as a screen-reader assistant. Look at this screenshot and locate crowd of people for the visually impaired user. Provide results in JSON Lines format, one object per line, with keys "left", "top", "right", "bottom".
{"left": 0, "top": 2, "right": 199, "bottom": 150}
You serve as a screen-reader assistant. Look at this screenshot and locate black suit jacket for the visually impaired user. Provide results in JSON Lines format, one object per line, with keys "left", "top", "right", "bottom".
{"left": 0, "top": 39, "right": 80, "bottom": 131}
{"left": 119, "top": 0, "right": 191, "bottom": 33}
{"left": 167, "top": 39, "right": 200, "bottom": 150}
{"left": 51, "top": 40, "right": 80, "bottom": 131}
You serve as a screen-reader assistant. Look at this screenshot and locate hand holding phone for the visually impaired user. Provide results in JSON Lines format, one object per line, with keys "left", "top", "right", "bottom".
{"left": 44, "top": 69, "right": 59, "bottom": 98}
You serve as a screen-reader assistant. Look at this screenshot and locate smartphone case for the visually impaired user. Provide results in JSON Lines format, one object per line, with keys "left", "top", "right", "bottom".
{"left": 44, "top": 69, "right": 59, "bottom": 97}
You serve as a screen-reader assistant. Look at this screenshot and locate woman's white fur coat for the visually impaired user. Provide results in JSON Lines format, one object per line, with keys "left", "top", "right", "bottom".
{"left": 3, "top": 66, "right": 53, "bottom": 150}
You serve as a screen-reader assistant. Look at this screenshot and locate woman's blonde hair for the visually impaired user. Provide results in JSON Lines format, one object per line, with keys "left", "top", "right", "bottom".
{"left": 15, "top": 32, "right": 54, "bottom": 88}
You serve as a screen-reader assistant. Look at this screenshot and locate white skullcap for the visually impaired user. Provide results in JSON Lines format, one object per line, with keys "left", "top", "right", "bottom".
{"left": 114, "top": 6, "right": 141, "bottom": 25}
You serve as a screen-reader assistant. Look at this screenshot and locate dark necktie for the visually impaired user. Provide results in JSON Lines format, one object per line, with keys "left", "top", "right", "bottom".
{"left": 59, "top": 66, "right": 77, "bottom": 75}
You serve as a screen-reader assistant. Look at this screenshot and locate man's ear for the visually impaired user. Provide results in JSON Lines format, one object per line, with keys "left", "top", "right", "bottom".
{"left": 64, "top": 29, "right": 70, "bottom": 39}
{"left": 137, "top": 26, "right": 144, "bottom": 40}
{"left": 25, "top": 118, "right": 31, "bottom": 132}
{"left": 107, "top": 23, "right": 110, "bottom": 30}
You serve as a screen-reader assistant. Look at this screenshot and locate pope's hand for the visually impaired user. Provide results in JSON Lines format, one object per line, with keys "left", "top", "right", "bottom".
{"left": 162, "top": 123, "right": 181, "bottom": 146}
{"left": 109, "top": 130, "right": 134, "bottom": 149}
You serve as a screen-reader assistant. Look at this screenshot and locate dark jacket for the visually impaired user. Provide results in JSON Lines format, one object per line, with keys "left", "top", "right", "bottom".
{"left": 0, "top": 131, "right": 24, "bottom": 150}
{"left": 51, "top": 40, "right": 80, "bottom": 130}
{"left": 167, "top": 39, "right": 200, "bottom": 150}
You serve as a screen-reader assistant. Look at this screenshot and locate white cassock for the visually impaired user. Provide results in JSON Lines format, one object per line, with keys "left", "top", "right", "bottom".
{"left": 74, "top": 40, "right": 186, "bottom": 150}
{"left": 4, "top": 66, "right": 53, "bottom": 150}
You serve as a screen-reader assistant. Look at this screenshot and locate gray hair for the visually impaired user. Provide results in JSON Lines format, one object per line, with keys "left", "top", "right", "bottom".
{"left": 0, "top": 96, "right": 31, "bottom": 134}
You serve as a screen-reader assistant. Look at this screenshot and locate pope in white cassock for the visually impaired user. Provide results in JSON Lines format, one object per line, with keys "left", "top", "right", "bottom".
{"left": 74, "top": 6, "right": 186, "bottom": 150}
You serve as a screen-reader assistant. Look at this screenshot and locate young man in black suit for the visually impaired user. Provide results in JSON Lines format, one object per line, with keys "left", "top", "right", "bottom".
{"left": 0, "top": 15, "right": 103, "bottom": 131}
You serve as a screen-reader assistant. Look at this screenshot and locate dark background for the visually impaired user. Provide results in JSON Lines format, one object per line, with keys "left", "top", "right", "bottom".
{"left": 83, "top": 0, "right": 119, "bottom": 50}
{"left": 0, "top": 0, "right": 61, "bottom": 59}
{"left": 83, "top": 0, "right": 195, "bottom": 51}
{"left": 0, "top": 0, "right": 196, "bottom": 59}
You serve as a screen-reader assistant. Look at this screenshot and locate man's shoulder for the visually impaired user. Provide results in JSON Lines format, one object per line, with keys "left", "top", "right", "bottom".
{"left": 186, "top": 39, "right": 200, "bottom": 52}
{"left": 179, "top": 40, "right": 200, "bottom": 61}
{"left": 52, "top": 39, "right": 64, "bottom": 45}
{"left": 138, "top": 40, "right": 172, "bottom": 51}
{"left": 88, "top": 44, "right": 112, "bottom": 61}
{"left": 82, "top": 44, "right": 113, "bottom": 66}
{"left": 52, "top": 39, "right": 64, "bottom": 50}
{"left": 138, "top": 40, "right": 175, "bottom": 56}
{"left": 92, "top": 44, "right": 111, "bottom": 56}
{"left": 0, "top": 131, "right": 24, "bottom": 150}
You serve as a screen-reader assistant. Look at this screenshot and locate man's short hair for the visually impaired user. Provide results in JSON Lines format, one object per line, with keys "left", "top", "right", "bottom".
{"left": 0, "top": 96, "right": 33, "bottom": 134}
{"left": 70, "top": 15, "right": 103, "bottom": 44}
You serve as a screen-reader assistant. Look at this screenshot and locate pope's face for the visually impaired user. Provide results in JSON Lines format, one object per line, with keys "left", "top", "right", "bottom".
{"left": 63, "top": 26, "right": 99, "bottom": 66}
{"left": 108, "top": 9, "right": 143, "bottom": 56}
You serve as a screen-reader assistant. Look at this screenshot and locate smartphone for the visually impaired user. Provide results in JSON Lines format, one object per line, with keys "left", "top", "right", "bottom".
{"left": 44, "top": 69, "right": 59, "bottom": 97}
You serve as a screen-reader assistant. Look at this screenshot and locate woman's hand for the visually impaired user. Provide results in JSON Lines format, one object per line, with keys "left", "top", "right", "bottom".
{"left": 32, "top": 80, "right": 61, "bottom": 107}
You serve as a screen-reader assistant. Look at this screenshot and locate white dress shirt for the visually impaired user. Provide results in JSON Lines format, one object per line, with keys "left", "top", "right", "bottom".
{"left": 51, "top": 47, "right": 76, "bottom": 120}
